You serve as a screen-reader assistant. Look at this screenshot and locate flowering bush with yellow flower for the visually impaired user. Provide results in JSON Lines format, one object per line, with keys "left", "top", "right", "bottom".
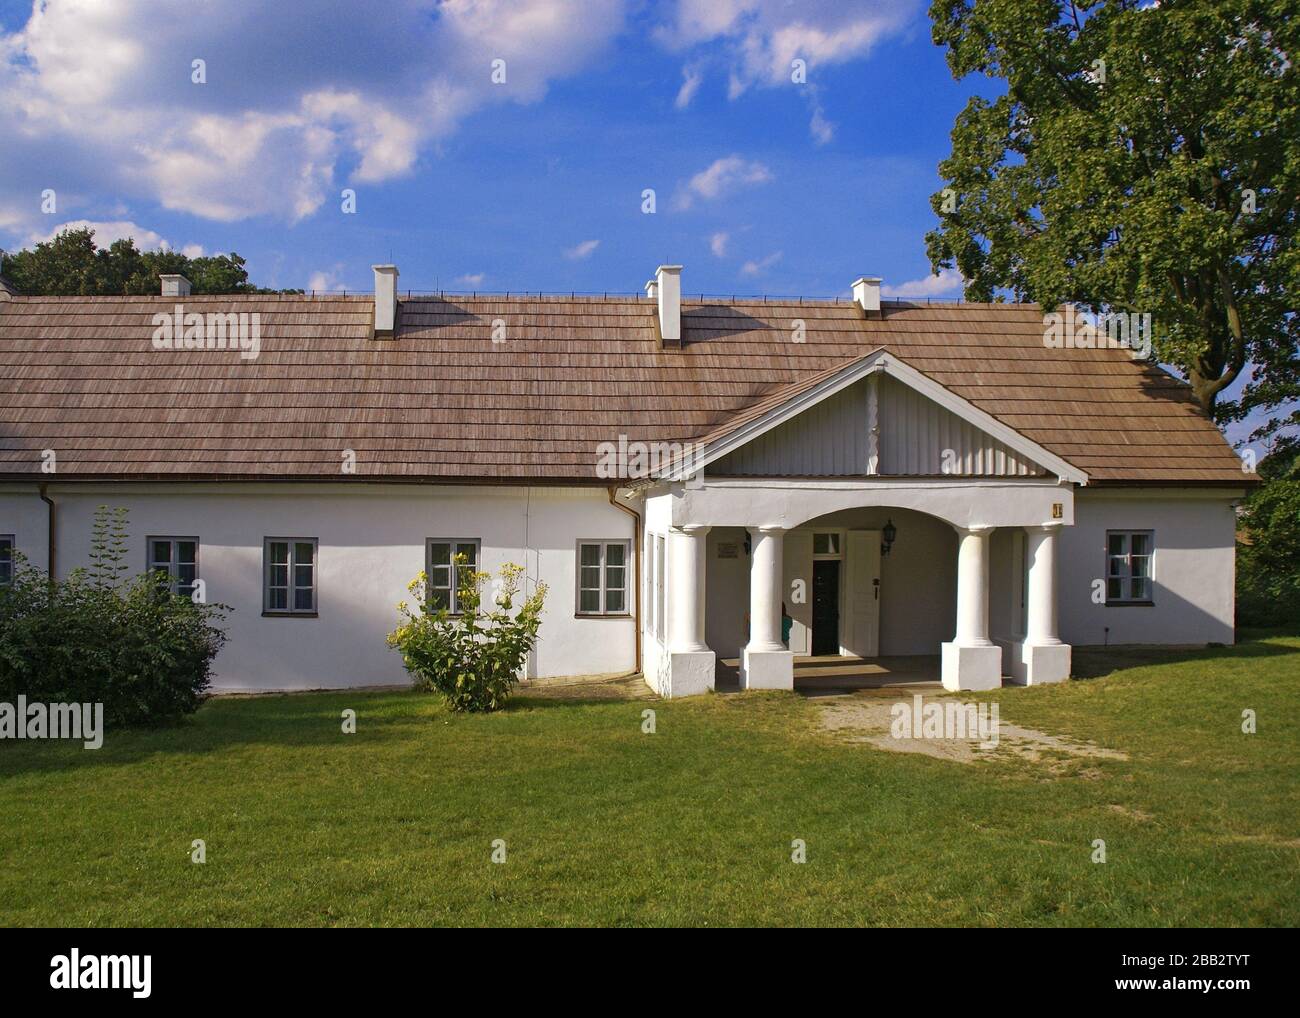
{"left": 387, "top": 557, "right": 547, "bottom": 712}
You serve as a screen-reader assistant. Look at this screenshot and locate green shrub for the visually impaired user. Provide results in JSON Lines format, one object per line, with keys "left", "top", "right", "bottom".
{"left": 387, "top": 559, "right": 547, "bottom": 713}
{"left": 0, "top": 506, "right": 228, "bottom": 726}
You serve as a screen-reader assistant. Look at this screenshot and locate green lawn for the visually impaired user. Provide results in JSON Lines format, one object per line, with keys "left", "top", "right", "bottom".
{"left": 1, "top": 632, "right": 1297, "bottom": 927}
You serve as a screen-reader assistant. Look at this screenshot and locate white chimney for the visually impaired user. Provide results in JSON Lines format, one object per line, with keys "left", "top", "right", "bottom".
{"left": 655, "top": 264, "right": 682, "bottom": 346}
{"left": 852, "top": 276, "right": 882, "bottom": 316}
{"left": 644, "top": 278, "right": 658, "bottom": 300}
{"left": 160, "top": 274, "right": 191, "bottom": 297}
{"left": 372, "top": 264, "right": 399, "bottom": 339}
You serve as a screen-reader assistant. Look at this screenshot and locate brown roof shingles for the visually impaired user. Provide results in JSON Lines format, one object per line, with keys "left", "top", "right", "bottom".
{"left": 0, "top": 292, "right": 1246, "bottom": 484}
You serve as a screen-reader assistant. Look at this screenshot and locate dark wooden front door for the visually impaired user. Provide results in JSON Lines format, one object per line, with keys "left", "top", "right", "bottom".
{"left": 812, "top": 560, "right": 841, "bottom": 656}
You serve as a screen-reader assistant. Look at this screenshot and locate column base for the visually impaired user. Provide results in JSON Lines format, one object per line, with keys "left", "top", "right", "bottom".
{"left": 1006, "top": 641, "right": 1071, "bottom": 686}
{"left": 740, "top": 647, "right": 794, "bottom": 690}
{"left": 662, "top": 650, "right": 716, "bottom": 698}
{"left": 941, "top": 643, "right": 1003, "bottom": 691}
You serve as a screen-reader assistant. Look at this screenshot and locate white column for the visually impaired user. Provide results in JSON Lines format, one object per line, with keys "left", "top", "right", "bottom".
{"left": 1012, "top": 523, "right": 1072, "bottom": 685}
{"left": 661, "top": 525, "right": 715, "bottom": 697}
{"left": 669, "top": 525, "right": 709, "bottom": 652}
{"left": 953, "top": 526, "right": 994, "bottom": 646}
{"left": 746, "top": 526, "right": 785, "bottom": 652}
{"left": 1025, "top": 525, "right": 1062, "bottom": 645}
{"left": 741, "top": 526, "right": 793, "bottom": 690}
{"left": 942, "top": 525, "right": 1002, "bottom": 691}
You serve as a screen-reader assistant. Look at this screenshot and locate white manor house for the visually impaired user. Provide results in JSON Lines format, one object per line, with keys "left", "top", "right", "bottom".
{"left": 0, "top": 264, "right": 1249, "bottom": 696}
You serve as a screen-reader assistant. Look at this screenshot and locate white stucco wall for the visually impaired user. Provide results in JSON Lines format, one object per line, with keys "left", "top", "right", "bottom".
{"left": 1059, "top": 489, "right": 1240, "bottom": 647}
{"left": 0, "top": 491, "right": 51, "bottom": 572}
{"left": 0, "top": 483, "right": 637, "bottom": 690}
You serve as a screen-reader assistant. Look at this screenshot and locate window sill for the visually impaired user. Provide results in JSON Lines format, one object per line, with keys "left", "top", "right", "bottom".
{"left": 262, "top": 611, "right": 319, "bottom": 618}
{"left": 575, "top": 613, "right": 633, "bottom": 620}
{"left": 1104, "top": 601, "right": 1154, "bottom": 608}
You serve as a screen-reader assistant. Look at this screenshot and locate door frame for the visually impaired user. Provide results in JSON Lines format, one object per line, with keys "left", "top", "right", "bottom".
{"left": 809, "top": 528, "right": 845, "bottom": 656}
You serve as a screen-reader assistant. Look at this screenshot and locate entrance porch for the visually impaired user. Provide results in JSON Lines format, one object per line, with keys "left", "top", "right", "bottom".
{"left": 643, "top": 478, "right": 1075, "bottom": 697}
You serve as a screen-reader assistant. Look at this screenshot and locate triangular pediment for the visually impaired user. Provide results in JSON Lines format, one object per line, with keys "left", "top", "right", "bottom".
{"left": 698, "top": 351, "right": 1086, "bottom": 482}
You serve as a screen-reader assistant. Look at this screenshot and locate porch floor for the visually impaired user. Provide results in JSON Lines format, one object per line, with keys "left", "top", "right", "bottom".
{"left": 715, "top": 654, "right": 943, "bottom": 696}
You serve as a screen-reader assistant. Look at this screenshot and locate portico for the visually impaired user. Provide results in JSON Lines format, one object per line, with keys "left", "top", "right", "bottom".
{"left": 635, "top": 346, "right": 1086, "bottom": 699}
{"left": 643, "top": 476, "right": 1076, "bottom": 697}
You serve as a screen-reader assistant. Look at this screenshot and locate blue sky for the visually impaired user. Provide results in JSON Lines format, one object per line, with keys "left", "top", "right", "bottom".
{"left": 0, "top": 0, "right": 966, "bottom": 299}
{"left": 0, "top": 0, "right": 1280, "bottom": 446}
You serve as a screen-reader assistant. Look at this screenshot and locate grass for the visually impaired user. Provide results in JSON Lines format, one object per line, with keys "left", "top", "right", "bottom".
{"left": 1, "top": 632, "right": 1297, "bottom": 927}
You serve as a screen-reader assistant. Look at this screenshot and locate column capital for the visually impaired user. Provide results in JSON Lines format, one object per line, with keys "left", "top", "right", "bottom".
{"left": 671, "top": 524, "right": 711, "bottom": 536}
{"left": 1024, "top": 522, "right": 1064, "bottom": 535}
{"left": 953, "top": 524, "right": 995, "bottom": 537}
{"left": 747, "top": 524, "right": 786, "bottom": 537}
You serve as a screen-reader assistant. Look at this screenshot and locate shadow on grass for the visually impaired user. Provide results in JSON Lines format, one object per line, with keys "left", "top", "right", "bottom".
{"left": 1072, "top": 633, "right": 1300, "bottom": 680}
{"left": 0, "top": 687, "right": 443, "bottom": 779}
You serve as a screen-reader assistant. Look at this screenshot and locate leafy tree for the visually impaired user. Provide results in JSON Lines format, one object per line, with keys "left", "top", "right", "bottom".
{"left": 926, "top": 0, "right": 1299, "bottom": 437}
{"left": 0, "top": 226, "right": 301, "bottom": 296}
{"left": 1237, "top": 436, "right": 1300, "bottom": 624}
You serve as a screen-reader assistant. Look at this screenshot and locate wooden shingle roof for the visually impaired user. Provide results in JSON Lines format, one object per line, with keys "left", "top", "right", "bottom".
{"left": 0, "top": 292, "right": 1246, "bottom": 484}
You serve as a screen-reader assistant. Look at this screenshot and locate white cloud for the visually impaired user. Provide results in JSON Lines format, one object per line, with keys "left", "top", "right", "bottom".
{"left": 809, "top": 101, "right": 834, "bottom": 145}
{"left": 882, "top": 268, "right": 964, "bottom": 299}
{"left": 658, "top": 1, "right": 916, "bottom": 93}
{"left": 709, "top": 231, "right": 730, "bottom": 257}
{"left": 307, "top": 266, "right": 347, "bottom": 293}
{"left": 30, "top": 219, "right": 208, "bottom": 260}
{"left": 455, "top": 272, "right": 487, "bottom": 286}
{"left": 740, "top": 250, "right": 782, "bottom": 276}
{"left": 564, "top": 239, "right": 600, "bottom": 260}
{"left": 655, "top": 1, "right": 915, "bottom": 147}
{"left": 0, "top": 0, "right": 629, "bottom": 227}
{"left": 31, "top": 219, "right": 165, "bottom": 249}
{"left": 675, "top": 155, "right": 773, "bottom": 210}
{"left": 675, "top": 64, "right": 704, "bottom": 108}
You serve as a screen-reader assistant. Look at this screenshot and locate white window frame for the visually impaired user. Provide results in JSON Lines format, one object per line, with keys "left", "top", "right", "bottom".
{"left": 263, "top": 538, "right": 318, "bottom": 615}
{"left": 1105, "top": 530, "right": 1154, "bottom": 605}
{"left": 812, "top": 530, "right": 843, "bottom": 559}
{"left": 576, "top": 540, "right": 631, "bottom": 616}
{"left": 0, "top": 535, "right": 13, "bottom": 587}
{"left": 426, "top": 538, "right": 481, "bottom": 614}
{"left": 147, "top": 536, "right": 200, "bottom": 598}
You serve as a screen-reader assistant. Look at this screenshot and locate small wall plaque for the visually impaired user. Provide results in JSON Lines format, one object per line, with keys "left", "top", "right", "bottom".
{"left": 717, "top": 542, "right": 739, "bottom": 559}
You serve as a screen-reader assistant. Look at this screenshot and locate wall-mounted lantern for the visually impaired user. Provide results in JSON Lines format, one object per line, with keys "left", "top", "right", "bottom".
{"left": 881, "top": 519, "right": 898, "bottom": 557}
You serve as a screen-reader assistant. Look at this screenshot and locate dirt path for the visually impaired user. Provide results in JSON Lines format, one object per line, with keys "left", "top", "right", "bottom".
{"left": 816, "top": 691, "right": 1128, "bottom": 770}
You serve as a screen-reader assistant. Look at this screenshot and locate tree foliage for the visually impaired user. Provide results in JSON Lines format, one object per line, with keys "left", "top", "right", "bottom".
{"left": 1237, "top": 436, "right": 1300, "bottom": 624}
{"left": 0, "top": 226, "right": 301, "bottom": 296}
{"left": 926, "top": 0, "right": 1299, "bottom": 435}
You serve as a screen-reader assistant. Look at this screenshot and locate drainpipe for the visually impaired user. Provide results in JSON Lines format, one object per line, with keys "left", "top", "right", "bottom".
{"left": 38, "top": 482, "right": 55, "bottom": 589}
{"left": 608, "top": 486, "right": 642, "bottom": 676}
